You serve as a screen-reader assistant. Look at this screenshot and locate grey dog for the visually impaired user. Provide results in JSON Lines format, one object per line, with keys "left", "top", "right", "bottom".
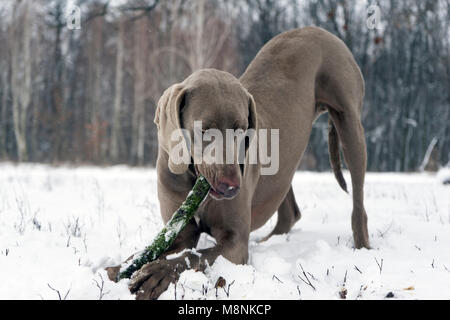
{"left": 108, "top": 26, "right": 369, "bottom": 300}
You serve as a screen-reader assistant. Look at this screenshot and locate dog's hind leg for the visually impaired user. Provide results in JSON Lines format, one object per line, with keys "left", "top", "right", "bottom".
{"left": 328, "top": 107, "right": 370, "bottom": 249}
{"left": 260, "top": 186, "right": 301, "bottom": 242}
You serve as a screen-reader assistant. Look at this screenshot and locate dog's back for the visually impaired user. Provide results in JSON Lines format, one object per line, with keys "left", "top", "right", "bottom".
{"left": 241, "top": 27, "right": 368, "bottom": 248}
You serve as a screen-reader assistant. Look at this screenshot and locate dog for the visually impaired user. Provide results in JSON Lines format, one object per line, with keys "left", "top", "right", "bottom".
{"left": 107, "top": 26, "right": 369, "bottom": 299}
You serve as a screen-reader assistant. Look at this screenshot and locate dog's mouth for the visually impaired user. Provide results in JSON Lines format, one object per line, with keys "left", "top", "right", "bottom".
{"left": 190, "top": 164, "right": 235, "bottom": 201}
{"left": 208, "top": 187, "right": 226, "bottom": 200}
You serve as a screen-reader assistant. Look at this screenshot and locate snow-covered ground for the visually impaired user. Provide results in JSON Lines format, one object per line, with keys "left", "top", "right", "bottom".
{"left": 0, "top": 163, "right": 449, "bottom": 300}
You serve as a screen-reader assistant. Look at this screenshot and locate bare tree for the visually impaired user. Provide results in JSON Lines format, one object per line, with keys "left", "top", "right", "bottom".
{"left": 131, "top": 17, "right": 148, "bottom": 165}
{"left": 10, "top": 1, "right": 32, "bottom": 161}
{"left": 0, "top": 0, "right": 447, "bottom": 170}
{"left": 110, "top": 17, "right": 126, "bottom": 162}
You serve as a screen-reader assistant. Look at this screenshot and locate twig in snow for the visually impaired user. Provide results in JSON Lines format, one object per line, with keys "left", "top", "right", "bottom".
{"left": 47, "top": 283, "right": 70, "bottom": 300}
{"left": 424, "top": 205, "right": 430, "bottom": 222}
{"left": 377, "top": 221, "right": 394, "bottom": 238}
{"left": 431, "top": 192, "right": 438, "bottom": 214}
{"left": 32, "top": 209, "right": 41, "bottom": 231}
{"left": 307, "top": 272, "right": 317, "bottom": 281}
{"left": 272, "top": 275, "right": 283, "bottom": 284}
{"left": 354, "top": 265, "right": 362, "bottom": 274}
{"left": 251, "top": 270, "right": 256, "bottom": 285}
{"left": 202, "top": 284, "right": 208, "bottom": 296}
{"left": 431, "top": 259, "right": 435, "bottom": 268}
{"left": 339, "top": 270, "right": 348, "bottom": 299}
{"left": 65, "top": 216, "right": 82, "bottom": 237}
{"left": 298, "top": 264, "right": 316, "bottom": 291}
{"left": 296, "top": 285, "right": 301, "bottom": 299}
{"left": 14, "top": 194, "right": 28, "bottom": 234}
{"left": 94, "top": 179, "right": 105, "bottom": 220}
{"left": 374, "top": 257, "right": 383, "bottom": 274}
{"left": 93, "top": 273, "right": 110, "bottom": 300}
{"left": 116, "top": 219, "right": 125, "bottom": 248}
{"left": 180, "top": 283, "right": 185, "bottom": 300}
{"left": 355, "top": 285, "right": 365, "bottom": 299}
{"left": 82, "top": 233, "right": 88, "bottom": 253}
{"left": 174, "top": 280, "right": 178, "bottom": 300}
{"left": 223, "top": 280, "right": 235, "bottom": 297}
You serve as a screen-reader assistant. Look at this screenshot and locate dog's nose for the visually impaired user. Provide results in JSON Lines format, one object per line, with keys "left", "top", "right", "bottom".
{"left": 216, "top": 179, "right": 240, "bottom": 198}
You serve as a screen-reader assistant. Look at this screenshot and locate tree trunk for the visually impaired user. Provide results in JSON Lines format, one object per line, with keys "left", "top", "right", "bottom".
{"left": 110, "top": 18, "right": 125, "bottom": 162}
{"left": 0, "top": 67, "right": 9, "bottom": 158}
{"left": 131, "top": 19, "right": 147, "bottom": 165}
{"left": 11, "top": 2, "right": 32, "bottom": 162}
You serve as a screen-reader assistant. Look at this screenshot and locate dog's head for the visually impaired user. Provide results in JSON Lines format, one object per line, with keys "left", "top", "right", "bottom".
{"left": 154, "top": 69, "right": 257, "bottom": 200}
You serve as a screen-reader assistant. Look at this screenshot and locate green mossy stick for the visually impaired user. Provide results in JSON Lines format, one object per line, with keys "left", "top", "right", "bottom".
{"left": 118, "top": 175, "right": 210, "bottom": 280}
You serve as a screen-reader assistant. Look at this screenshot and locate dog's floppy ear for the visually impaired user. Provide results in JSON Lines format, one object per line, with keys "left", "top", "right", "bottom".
{"left": 242, "top": 91, "right": 258, "bottom": 176}
{"left": 247, "top": 93, "right": 258, "bottom": 133}
{"left": 154, "top": 84, "right": 189, "bottom": 174}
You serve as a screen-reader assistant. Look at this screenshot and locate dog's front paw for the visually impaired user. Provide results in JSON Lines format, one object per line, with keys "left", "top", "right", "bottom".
{"left": 129, "top": 258, "right": 187, "bottom": 300}
{"left": 105, "top": 254, "right": 135, "bottom": 282}
{"left": 105, "top": 265, "right": 121, "bottom": 282}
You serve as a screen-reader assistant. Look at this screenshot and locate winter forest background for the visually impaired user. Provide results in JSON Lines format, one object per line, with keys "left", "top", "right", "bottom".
{"left": 0, "top": 0, "right": 449, "bottom": 172}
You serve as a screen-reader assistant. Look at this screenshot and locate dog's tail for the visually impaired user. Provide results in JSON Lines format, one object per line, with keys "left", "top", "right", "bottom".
{"left": 328, "top": 117, "right": 348, "bottom": 193}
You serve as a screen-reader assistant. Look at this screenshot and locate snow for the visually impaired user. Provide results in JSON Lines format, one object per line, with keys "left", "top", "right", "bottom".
{"left": 0, "top": 163, "right": 449, "bottom": 300}
{"left": 165, "top": 220, "right": 185, "bottom": 242}
{"left": 166, "top": 248, "right": 201, "bottom": 261}
{"left": 436, "top": 166, "right": 450, "bottom": 184}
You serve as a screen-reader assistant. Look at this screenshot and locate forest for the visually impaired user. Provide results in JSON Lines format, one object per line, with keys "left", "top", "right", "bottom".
{"left": 0, "top": 0, "right": 448, "bottom": 171}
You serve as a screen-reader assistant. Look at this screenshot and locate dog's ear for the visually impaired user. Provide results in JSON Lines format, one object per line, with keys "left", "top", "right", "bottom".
{"left": 154, "top": 84, "right": 189, "bottom": 174}
{"left": 242, "top": 92, "right": 258, "bottom": 176}
{"left": 247, "top": 93, "right": 258, "bottom": 133}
